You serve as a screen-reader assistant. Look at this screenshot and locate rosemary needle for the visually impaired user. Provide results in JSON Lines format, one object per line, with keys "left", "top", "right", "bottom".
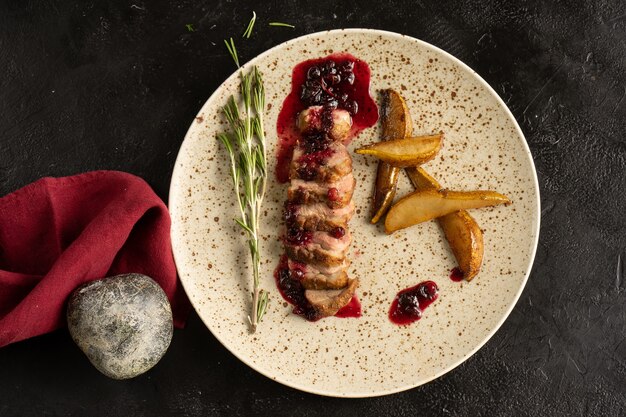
{"left": 223, "top": 37, "right": 240, "bottom": 68}
{"left": 242, "top": 11, "right": 256, "bottom": 38}
{"left": 268, "top": 22, "right": 295, "bottom": 28}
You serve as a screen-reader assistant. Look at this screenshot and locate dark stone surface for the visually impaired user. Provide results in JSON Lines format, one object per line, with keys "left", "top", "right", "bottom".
{"left": 1, "top": 0, "right": 625, "bottom": 415}
{"left": 67, "top": 273, "right": 173, "bottom": 380}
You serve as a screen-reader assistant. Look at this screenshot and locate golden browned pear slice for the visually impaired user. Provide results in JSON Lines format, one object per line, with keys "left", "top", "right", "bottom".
{"left": 405, "top": 166, "right": 441, "bottom": 191}
{"left": 356, "top": 134, "right": 443, "bottom": 167}
{"left": 371, "top": 164, "right": 400, "bottom": 223}
{"left": 406, "top": 167, "right": 484, "bottom": 281}
{"left": 384, "top": 189, "right": 511, "bottom": 234}
{"left": 371, "top": 89, "right": 413, "bottom": 224}
{"left": 440, "top": 211, "right": 484, "bottom": 281}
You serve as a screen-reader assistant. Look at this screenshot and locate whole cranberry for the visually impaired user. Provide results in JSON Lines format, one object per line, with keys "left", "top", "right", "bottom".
{"left": 330, "top": 227, "right": 345, "bottom": 239}
{"left": 417, "top": 282, "right": 438, "bottom": 301}
{"left": 307, "top": 66, "right": 321, "bottom": 79}
{"left": 291, "top": 268, "right": 304, "bottom": 280}
{"left": 397, "top": 293, "right": 422, "bottom": 318}
{"left": 327, "top": 187, "right": 340, "bottom": 201}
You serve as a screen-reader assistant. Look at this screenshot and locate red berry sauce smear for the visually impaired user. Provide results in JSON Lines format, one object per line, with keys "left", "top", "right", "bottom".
{"left": 335, "top": 294, "right": 362, "bottom": 318}
{"left": 389, "top": 281, "right": 439, "bottom": 325}
{"left": 274, "top": 255, "right": 319, "bottom": 321}
{"left": 275, "top": 53, "right": 379, "bottom": 183}
{"left": 449, "top": 267, "right": 464, "bottom": 282}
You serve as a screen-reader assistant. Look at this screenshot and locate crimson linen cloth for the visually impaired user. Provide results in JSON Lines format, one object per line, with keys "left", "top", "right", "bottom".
{"left": 0, "top": 171, "right": 189, "bottom": 348}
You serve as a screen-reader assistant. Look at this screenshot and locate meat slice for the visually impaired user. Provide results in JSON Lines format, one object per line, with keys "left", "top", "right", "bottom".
{"left": 288, "top": 258, "right": 350, "bottom": 276}
{"left": 302, "top": 270, "right": 349, "bottom": 290}
{"left": 287, "top": 201, "right": 355, "bottom": 232}
{"left": 285, "top": 230, "right": 352, "bottom": 267}
{"left": 288, "top": 259, "right": 349, "bottom": 290}
{"left": 288, "top": 173, "right": 355, "bottom": 208}
{"left": 305, "top": 278, "right": 359, "bottom": 318}
{"left": 313, "top": 229, "right": 351, "bottom": 251}
{"left": 297, "top": 106, "right": 352, "bottom": 142}
{"left": 290, "top": 142, "right": 352, "bottom": 183}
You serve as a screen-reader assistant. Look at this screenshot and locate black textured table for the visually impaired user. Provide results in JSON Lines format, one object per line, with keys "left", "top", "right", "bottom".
{"left": 1, "top": 1, "right": 625, "bottom": 415}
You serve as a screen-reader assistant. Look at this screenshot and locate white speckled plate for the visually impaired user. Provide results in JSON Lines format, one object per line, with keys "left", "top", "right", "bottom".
{"left": 169, "top": 29, "right": 540, "bottom": 397}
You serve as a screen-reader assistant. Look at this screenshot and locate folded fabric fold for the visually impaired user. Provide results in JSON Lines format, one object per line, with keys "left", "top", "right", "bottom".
{"left": 0, "top": 171, "right": 189, "bottom": 348}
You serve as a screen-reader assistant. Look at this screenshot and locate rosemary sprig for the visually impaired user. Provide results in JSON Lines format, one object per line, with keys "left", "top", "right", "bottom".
{"left": 242, "top": 11, "right": 256, "bottom": 38}
{"left": 268, "top": 22, "right": 295, "bottom": 28}
{"left": 217, "top": 66, "right": 269, "bottom": 333}
{"left": 224, "top": 37, "right": 240, "bottom": 68}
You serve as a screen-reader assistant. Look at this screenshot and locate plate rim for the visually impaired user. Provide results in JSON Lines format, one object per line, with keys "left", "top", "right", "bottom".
{"left": 169, "top": 28, "right": 541, "bottom": 398}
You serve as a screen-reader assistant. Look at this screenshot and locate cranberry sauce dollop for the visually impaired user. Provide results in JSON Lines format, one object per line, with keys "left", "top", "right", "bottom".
{"left": 389, "top": 281, "right": 439, "bottom": 325}
{"left": 449, "top": 267, "right": 464, "bottom": 282}
{"left": 274, "top": 255, "right": 362, "bottom": 321}
{"left": 276, "top": 53, "right": 379, "bottom": 183}
{"left": 281, "top": 201, "right": 310, "bottom": 246}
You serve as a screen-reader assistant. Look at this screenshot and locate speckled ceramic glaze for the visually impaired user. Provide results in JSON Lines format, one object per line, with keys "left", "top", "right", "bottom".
{"left": 169, "top": 29, "right": 540, "bottom": 397}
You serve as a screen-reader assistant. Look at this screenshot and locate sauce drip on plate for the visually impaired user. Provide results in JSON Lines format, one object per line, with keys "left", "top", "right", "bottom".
{"left": 449, "top": 267, "right": 464, "bottom": 282}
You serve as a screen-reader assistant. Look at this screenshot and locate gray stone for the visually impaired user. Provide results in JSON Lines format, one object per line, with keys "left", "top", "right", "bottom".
{"left": 66, "top": 273, "right": 173, "bottom": 380}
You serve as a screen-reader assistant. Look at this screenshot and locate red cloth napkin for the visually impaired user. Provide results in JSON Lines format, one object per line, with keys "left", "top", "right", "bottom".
{"left": 0, "top": 171, "right": 189, "bottom": 348}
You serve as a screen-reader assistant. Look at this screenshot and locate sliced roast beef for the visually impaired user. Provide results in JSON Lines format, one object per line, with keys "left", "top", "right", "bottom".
{"left": 286, "top": 201, "right": 354, "bottom": 232}
{"left": 297, "top": 106, "right": 352, "bottom": 142}
{"left": 287, "top": 173, "right": 355, "bottom": 208}
{"left": 284, "top": 230, "right": 351, "bottom": 267}
{"left": 305, "top": 278, "right": 359, "bottom": 318}
{"left": 288, "top": 258, "right": 350, "bottom": 276}
{"left": 280, "top": 98, "right": 359, "bottom": 320}
{"left": 290, "top": 141, "right": 352, "bottom": 183}
{"left": 303, "top": 269, "right": 349, "bottom": 290}
{"left": 287, "top": 259, "right": 349, "bottom": 290}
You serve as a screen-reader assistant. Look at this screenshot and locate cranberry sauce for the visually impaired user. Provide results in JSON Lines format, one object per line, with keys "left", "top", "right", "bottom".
{"left": 274, "top": 255, "right": 320, "bottom": 321}
{"left": 297, "top": 146, "right": 334, "bottom": 166}
{"left": 283, "top": 201, "right": 298, "bottom": 224}
{"left": 449, "top": 267, "right": 464, "bottom": 282}
{"left": 282, "top": 201, "right": 309, "bottom": 246}
{"left": 275, "top": 53, "right": 379, "bottom": 183}
{"left": 389, "top": 281, "right": 439, "bottom": 325}
{"left": 284, "top": 227, "right": 312, "bottom": 246}
{"left": 335, "top": 295, "right": 362, "bottom": 318}
{"left": 295, "top": 137, "right": 335, "bottom": 182}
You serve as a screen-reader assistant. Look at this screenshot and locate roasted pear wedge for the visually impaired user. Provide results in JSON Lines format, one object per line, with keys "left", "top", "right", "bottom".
{"left": 406, "top": 167, "right": 484, "bottom": 281}
{"left": 405, "top": 166, "right": 440, "bottom": 191}
{"left": 384, "top": 188, "right": 511, "bottom": 234}
{"left": 440, "top": 211, "right": 484, "bottom": 281}
{"left": 371, "top": 89, "right": 413, "bottom": 224}
{"left": 356, "top": 134, "right": 443, "bottom": 167}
